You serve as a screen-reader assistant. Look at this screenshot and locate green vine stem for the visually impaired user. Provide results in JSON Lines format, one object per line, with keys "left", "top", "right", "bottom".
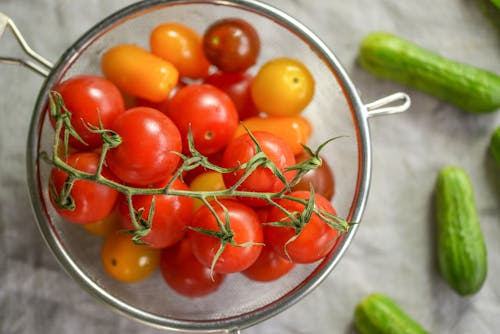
{"left": 42, "top": 91, "right": 351, "bottom": 262}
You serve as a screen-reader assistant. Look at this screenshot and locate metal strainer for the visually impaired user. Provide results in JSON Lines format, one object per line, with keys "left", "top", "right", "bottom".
{"left": 1, "top": 0, "right": 410, "bottom": 332}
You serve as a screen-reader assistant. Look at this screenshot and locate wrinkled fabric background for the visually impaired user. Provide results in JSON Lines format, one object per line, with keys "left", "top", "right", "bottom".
{"left": 1, "top": 1, "right": 499, "bottom": 333}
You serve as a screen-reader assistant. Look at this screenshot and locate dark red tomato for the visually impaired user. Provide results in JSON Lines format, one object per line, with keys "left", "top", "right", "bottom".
{"left": 242, "top": 244, "right": 294, "bottom": 282}
{"left": 292, "top": 152, "right": 335, "bottom": 200}
{"left": 49, "top": 152, "right": 119, "bottom": 224}
{"left": 264, "top": 190, "right": 339, "bottom": 264}
{"left": 119, "top": 178, "right": 194, "bottom": 248}
{"left": 187, "top": 199, "right": 263, "bottom": 274}
{"left": 166, "top": 84, "right": 238, "bottom": 155}
{"left": 203, "top": 18, "right": 260, "bottom": 73}
{"left": 52, "top": 75, "right": 125, "bottom": 150}
{"left": 106, "top": 107, "right": 182, "bottom": 186}
{"left": 204, "top": 71, "right": 259, "bottom": 120}
{"left": 221, "top": 131, "right": 296, "bottom": 207}
{"left": 160, "top": 238, "right": 225, "bottom": 298}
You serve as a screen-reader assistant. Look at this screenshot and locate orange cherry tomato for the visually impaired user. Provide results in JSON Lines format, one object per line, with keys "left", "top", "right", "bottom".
{"left": 101, "top": 44, "right": 178, "bottom": 102}
{"left": 101, "top": 232, "right": 160, "bottom": 283}
{"left": 82, "top": 205, "right": 121, "bottom": 237}
{"left": 233, "top": 116, "right": 312, "bottom": 155}
{"left": 150, "top": 23, "right": 211, "bottom": 79}
{"left": 188, "top": 171, "right": 227, "bottom": 210}
{"left": 251, "top": 58, "right": 314, "bottom": 116}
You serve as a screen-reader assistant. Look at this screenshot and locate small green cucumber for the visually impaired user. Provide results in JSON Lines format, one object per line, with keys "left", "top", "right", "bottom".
{"left": 354, "top": 293, "right": 429, "bottom": 334}
{"left": 359, "top": 32, "right": 500, "bottom": 113}
{"left": 490, "top": 126, "right": 500, "bottom": 166}
{"left": 435, "top": 166, "right": 487, "bottom": 295}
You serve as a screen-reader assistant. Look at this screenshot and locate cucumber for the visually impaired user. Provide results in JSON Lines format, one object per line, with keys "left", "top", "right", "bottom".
{"left": 359, "top": 32, "right": 500, "bottom": 113}
{"left": 435, "top": 166, "right": 487, "bottom": 295}
{"left": 490, "top": 126, "right": 500, "bottom": 166}
{"left": 354, "top": 293, "right": 429, "bottom": 334}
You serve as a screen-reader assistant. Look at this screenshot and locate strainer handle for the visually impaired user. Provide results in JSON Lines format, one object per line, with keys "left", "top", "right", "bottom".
{"left": 364, "top": 92, "right": 411, "bottom": 117}
{"left": 0, "top": 12, "right": 53, "bottom": 77}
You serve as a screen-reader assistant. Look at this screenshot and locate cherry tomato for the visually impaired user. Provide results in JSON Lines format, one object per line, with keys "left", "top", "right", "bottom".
{"left": 150, "top": 22, "right": 211, "bottom": 79}
{"left": 82, "top": 205, "right": 121, "bottom": 237}
{"left": 119, "top": 178, "right": 194, "bottom": 249}
{"left": 233, "top": 116, "right": 312, "bottom": 155}
{"left": 221, "top": 131, "right": 296, "bottom": 207}
{"left": 52, "top": 75, "right": 125, "bottom": 150}
{"left": 49, "top": 152, "right": 119, "bottom": 224}
{"left": 187, "top": 199, "right": 263, "bottom": 274}
{"left": 292, "top": 152, "right": 335, "bottom": 200}
{"left": 203, "top": 18, "right": 260, "bottom": 73}
{"left": 188, "top": 171, "right": 227, "bottom": 210}
{"left": 101, "top": 232, "right": 160, "bottom": 283}
{"left": 251, "top": 58, "right": 315, "bottom": 116}
{"left": 204, "top": 71, "right": 259, "bottom": 120}
{"left": 264, "top": 191, "right": 339, "bottom": 263}
{"left": 166, "top": 84, "right": 238, "bottom": 155}
{"left": 106, "top": 107, "right": 182, "bottom": 186}
{"left": 242, "top": 244, "right": 294, "bottom": 282}
{"left": 102, "top": 44, "right": 178, "bottom": 102}
{"left": 160, "top": 238, "right": 225, "bottom": 298}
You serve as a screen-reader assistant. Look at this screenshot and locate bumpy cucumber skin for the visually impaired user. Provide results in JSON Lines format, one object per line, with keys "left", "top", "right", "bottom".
{"left": 354, "top": 293, "right": 429, "bottom": 334}
{"left": 491, "top": 126, "right": 500, "bottom": 166}
{"left": 436, "top": 166, "right": 487, "bottom": 296}
{"left": 359, "top": 32, "right": 500, "bottom": 113}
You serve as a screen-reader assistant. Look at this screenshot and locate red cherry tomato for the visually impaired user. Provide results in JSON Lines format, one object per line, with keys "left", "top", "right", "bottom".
{"left": 119, "top": 178, "right": 194, "bottom": 248}
{"left": 203, "top": 18, "right": 260, "bottom": 73}
{"left": 204, "top": 71, "right": 259, "bottom": 120}
{"left": 101, "top": 232, "right": 160, "bottom": 283}
{"left": 52, "top": 75, "right": 125, "bottom": 150}
{"left": 160, "top": 239, "right": 225, "bottom": 298}
{"left": 264, "top": 191, "right": 339, "bottom": 264}
{"left": 166, "top": 84, "right": 238, "bottom": 155}
{"left": 187, "top": 200, "right": 263, "bottom": 274}
{"left": 49, "top": 152, "right": 119, "bottom": 224}
{"left": 221, "top": 131, "right": 296, "bottom": 207}
{"left": 150, "top": 22, "right": 211, "bottom": 79}
{"left": 242, "top": 244, "right": 294, "bottom": 282}
{"left": 292, "top": 152, "right": 335, "bottom": 200}
{"left": 106, "top": 107, "right": 182, "bottom": 186}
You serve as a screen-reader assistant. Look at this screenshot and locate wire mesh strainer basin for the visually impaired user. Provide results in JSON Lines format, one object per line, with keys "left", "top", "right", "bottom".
{"left": 1, "top": 0, "right": 410, "bottom": 332}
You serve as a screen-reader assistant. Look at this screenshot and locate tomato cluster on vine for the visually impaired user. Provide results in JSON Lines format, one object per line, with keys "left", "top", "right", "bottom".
{"left": 46, "top": 17, "right": 340, "bottom": 298}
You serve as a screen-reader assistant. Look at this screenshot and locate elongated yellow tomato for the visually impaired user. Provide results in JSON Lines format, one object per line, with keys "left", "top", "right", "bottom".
{"left": 251, "top": 58, "right": 314, "bottom": 116}
{"left": 101, "top": 44, "right": 178, "bottom": 102}
{"left": 233, "top": 116, "right": 312, "bottom": 155}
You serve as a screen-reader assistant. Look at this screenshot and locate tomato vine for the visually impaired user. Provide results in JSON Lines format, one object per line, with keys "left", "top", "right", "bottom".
{"left": 41, "top": 90, "right": 351, "bottom": 269}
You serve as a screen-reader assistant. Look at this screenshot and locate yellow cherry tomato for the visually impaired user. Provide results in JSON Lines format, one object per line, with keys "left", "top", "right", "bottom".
{"left": 233, "top": 116, "right": 312, "bottom": 155}
{"left": 251, "top": 57, "right": 315, "bottom": 116}
{"left": 101, "top": 232, "right": 160, "bottom": 283}
{"left": 150, "top": 22, "right": 211, "bottom": 79}
{"left": 101, "top": 44, "right": 178, "bottom": 102}
{"left": 82, "top": 205, "right": 121, "bottom": 237}
{"left": 189, "top": 171, "right": 227, "bottom": 210}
